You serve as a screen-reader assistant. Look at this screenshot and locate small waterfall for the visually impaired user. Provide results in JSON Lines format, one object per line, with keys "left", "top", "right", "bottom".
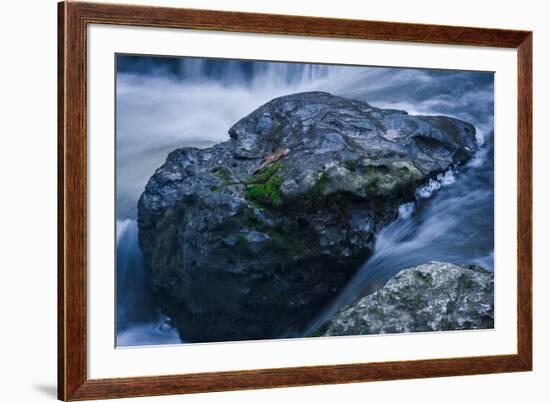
{"left": 176, "top": 58, "right": 330, "bottom": 86}
{"left": 116, "top": 55, "right": 331, "bottom": 86}
{"left": 116, "top": 219, "right": 180, "bottom": 346}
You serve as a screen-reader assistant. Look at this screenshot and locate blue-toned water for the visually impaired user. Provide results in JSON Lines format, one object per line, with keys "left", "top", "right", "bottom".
{"left": 116, "top": 219, "right": 181, "bottom": 346}
{"left": 116, "top": 55, "right": 494, "bottom": 345}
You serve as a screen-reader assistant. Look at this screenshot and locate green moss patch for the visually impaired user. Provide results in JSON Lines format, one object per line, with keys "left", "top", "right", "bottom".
{"left": 293, "top": 170, "right": 333, "bottom": 212}
{"left": 343, "top": 159, "right": 359, "bottom": 172}
{"left": 311, "top": 170, "right": 329, "bottom": 197}
{"left": 210, "top": 166, "right": 233, "bottom": 182}
{"left": 362, "top": 165, "right": 419, "bottom": 198}
{"left": 209, "top": 167, "right": 239, "bottom": 192}
{"left": 245, "top": 212, "right": 320, "bottom": 262}
{"left": 244, "top": 162, "right": 284, "bottom": 207}
{"left": 267, "top": 228, "right": 320, "bottom": 260}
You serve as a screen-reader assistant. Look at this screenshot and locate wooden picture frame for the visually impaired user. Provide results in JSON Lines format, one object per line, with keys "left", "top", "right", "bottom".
{"left": 58, "top": 1, "right": 532, "bottom": 400}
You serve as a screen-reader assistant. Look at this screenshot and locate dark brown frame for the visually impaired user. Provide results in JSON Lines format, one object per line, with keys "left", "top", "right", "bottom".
{"left": 58, "top": 1, "right": 532, "bottom": 400}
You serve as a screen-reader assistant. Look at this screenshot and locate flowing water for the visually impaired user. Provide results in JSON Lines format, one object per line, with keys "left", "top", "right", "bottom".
{"left": 115, "top": 55, "right": 494, "bottom": 345}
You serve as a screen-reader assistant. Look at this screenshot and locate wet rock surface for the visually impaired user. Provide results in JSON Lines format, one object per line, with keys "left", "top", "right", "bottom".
{"left": 137, "top": 92, "right": 477, "bottom": 342}
{"left": 320, "top": 261, "right": 494, "bottom": 336}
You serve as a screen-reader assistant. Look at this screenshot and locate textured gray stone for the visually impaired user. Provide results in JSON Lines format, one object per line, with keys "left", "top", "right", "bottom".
{"left": 321, "top": 261, "right": 494, "bottom": 336}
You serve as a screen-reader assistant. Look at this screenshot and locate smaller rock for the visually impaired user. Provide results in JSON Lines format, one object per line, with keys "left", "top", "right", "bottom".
{"left": 320, "top": 261, "right": 494, "bottom": 336}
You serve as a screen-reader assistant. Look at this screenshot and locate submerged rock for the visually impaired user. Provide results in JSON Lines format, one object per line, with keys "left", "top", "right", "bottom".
{"left": 137, "top": 92, "right": 477, "bottom": 342}
{"left": 320, "top": 261, "right": 494, "bottom": 336}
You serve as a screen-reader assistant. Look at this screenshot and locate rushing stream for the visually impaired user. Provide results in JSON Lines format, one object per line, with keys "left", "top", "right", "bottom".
{"left": 115, "top": 55, "right": 494, "bottom": 346}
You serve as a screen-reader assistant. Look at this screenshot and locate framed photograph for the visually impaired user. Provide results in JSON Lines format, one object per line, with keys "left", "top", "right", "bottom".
{"left": 58, "top": 1, "right": 532, "bottom": 400}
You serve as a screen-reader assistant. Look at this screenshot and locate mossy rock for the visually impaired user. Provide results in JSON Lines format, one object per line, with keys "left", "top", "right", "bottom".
{"left": 137, "top": 91, "right": 478, "bottom": 342}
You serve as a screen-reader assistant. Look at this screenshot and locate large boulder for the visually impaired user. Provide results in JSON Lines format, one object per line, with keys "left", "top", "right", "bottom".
{"left": 137, "top": 92, "right": 477, "bottom": 342}
{"left": 320, "top": 261, "right": 494, "bottom": 336}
